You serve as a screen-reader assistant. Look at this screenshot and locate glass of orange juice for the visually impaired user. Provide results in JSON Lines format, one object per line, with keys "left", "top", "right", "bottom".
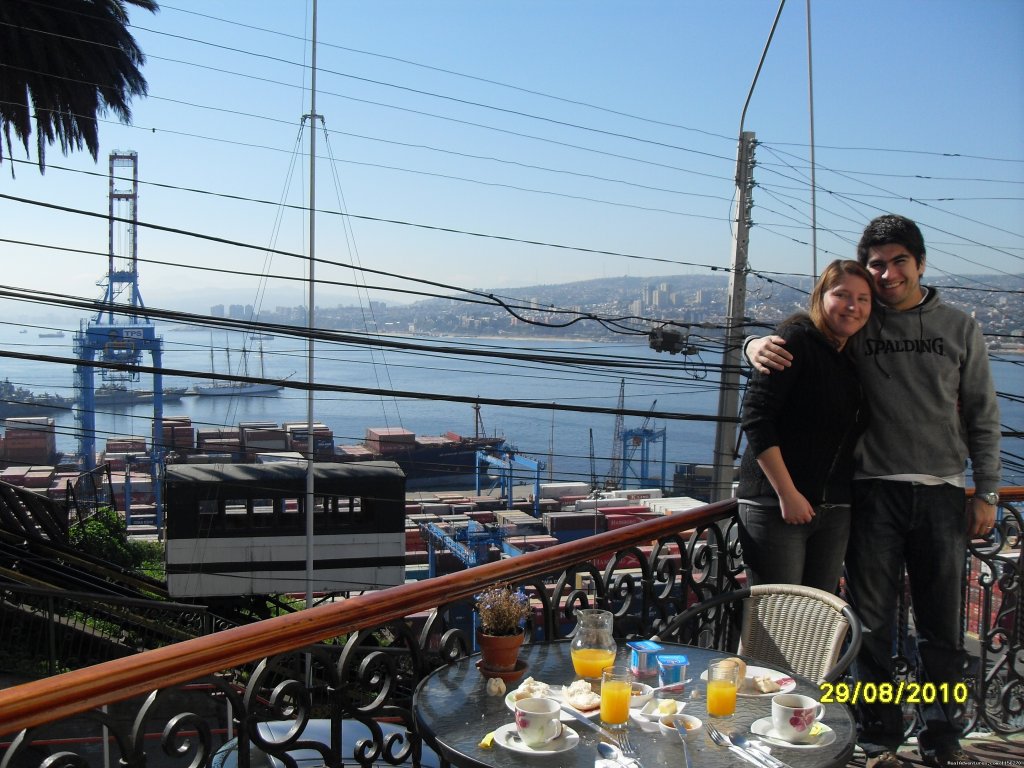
{"left": 706, "top": 658, "right": 740, "bottom": 717}
{"left": 571, "top": 647, "right": 617, "bottom": 679}
{"left": 600, "top": 668, "right": 632, "bottom": 729}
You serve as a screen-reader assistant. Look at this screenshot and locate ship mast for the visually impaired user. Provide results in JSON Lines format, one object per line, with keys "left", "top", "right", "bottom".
{"left": 304, "top": 0, "right": 319, "bottom": 610}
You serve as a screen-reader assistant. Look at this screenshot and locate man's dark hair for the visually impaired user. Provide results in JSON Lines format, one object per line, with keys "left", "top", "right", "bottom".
{"left": 856, "top": 214, "right": 926, "bottom": 267}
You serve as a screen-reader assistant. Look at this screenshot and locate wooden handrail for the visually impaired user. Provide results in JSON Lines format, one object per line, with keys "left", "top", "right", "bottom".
{"left": 2, "top": 486, "right": 1018, "bottom": 740}
{"left": 0, "top": 499, "right": 736, "bottom": 737}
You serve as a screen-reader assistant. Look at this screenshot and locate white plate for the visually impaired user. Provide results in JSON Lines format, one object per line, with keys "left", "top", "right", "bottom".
{"left": 750, "top": 717, "right": 836, "bottom": 749}
{"left": 493, "top": 723, "right": 580, "bottom": 754}
{"left": 699, "top": 665, "right": 797, "bottom": 697}
{"left": 505, "top": 687, "right": 600, "bottom": 721}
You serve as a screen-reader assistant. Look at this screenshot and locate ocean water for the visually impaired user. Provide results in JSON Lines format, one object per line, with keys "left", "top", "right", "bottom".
{"left": 1, "top": 324, "right": 1021, "bottom": 487}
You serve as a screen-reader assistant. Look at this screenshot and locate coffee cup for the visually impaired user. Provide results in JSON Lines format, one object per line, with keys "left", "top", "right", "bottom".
{"left": 771, "top": 693, "right": 825, "bottom": 743}
{"left": 515, "top": 696, "right": 563, "bottom": 747}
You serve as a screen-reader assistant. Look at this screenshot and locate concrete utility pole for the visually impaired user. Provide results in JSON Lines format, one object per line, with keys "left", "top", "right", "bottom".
{"left": 711, "top": 131, "right": 756, "bottom": 501}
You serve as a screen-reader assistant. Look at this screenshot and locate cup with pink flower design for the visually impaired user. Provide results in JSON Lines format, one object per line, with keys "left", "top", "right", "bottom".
{"left": 771, "top": 693, "right": 825, "bottom": 743}
{"left": 515, "top": 696, "right": 563, "bottom": 747}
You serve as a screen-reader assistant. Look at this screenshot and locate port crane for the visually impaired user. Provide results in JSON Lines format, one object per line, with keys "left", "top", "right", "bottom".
{"left": 72, "top": 151, "right": 167, "bottom": 528}
{"left": 604, "top": 380, "right": 667, "bottom": 490}
{"left": 605, "top": 379, "right": 626, "bottom": 489}
{"left": 620, "top": 399, "right": 667, "bottom": 489}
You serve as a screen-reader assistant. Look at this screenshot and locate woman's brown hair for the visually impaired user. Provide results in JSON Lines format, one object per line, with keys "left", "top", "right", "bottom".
{"left": 808, "top": 259, "right": 875, "bottom": 346}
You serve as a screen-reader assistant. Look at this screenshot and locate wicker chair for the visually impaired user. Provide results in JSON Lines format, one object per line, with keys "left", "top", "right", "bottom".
{"left": 651, "top": 583, "right": 863, "bottom": 684}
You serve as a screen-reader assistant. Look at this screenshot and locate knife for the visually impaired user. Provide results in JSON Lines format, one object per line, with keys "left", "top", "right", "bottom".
{"left": 726, "top": 743, "right": 773, "bottom": 768}
{"left": 557, "top": 705, "right": 620, "bottom": 742}
{"left": 673, "top": 722, "right": 693, "bottom": 768}
{"left": 727, "top": 732, "right": 795, "bottom": 768}
{"left": 740, "top": 745, "right": 794, "bottom": 768}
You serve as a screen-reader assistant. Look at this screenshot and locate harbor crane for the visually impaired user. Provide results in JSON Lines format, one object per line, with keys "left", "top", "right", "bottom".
{"left": 73, "top": 151, "right": 167, "bottom": 529}
{"left": 620, "top": 399, "right": 667, "bottom": 489}
{"left": 605, "top": 379, "right": 626, "bottom": 489}
{"left": 604, "top": 380, "right": 667, "bottom": 491}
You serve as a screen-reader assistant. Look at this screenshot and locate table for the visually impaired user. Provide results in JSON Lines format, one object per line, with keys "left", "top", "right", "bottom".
{"left": 413, "top": 640, "right": 856, "bottom": 768}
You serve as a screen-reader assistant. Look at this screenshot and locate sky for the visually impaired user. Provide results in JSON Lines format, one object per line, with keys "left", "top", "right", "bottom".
{"left": 1, "top": 0, "right": 1022, "bottom": 317}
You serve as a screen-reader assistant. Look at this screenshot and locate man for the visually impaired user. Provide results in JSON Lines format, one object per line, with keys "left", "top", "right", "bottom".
{"left": 745, "top": 214, "right": 1001, "bottom": 768}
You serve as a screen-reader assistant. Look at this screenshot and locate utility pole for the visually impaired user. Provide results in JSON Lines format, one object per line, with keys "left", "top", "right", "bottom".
{"left": 711, "top": 131, "right": 756, "bottom": 501}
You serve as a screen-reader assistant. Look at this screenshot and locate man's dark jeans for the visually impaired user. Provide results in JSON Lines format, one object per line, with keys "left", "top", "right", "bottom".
{"left": 845, "top": 479, "right": 968, "bottom": 756}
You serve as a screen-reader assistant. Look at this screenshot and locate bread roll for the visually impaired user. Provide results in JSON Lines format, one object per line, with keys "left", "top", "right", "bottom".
{"left": 565, "top": 679, "right": 602, "bottom": 710}
{"left": 723, "top": 656, "right": 747, "bottom": 680}
{"left": 512, "top": 676, "right": 552, "bottom": 700}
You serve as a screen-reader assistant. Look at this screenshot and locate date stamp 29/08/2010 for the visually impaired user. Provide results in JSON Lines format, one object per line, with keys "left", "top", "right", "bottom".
{"left": 819, "top": 681, "right": 969, "bottom": 706}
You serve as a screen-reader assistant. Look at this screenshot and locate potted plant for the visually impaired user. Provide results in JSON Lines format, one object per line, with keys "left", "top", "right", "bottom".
{"left": 475, "top": 583, "right": 531, "bottom": 674}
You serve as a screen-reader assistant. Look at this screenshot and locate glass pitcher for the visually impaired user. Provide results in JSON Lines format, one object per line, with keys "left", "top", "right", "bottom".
{"left": 570, "top": 608, "right": 617, "bottom": 678}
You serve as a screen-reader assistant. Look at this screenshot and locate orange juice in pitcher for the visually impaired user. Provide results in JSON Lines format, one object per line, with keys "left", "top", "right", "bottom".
{"left": 570, "top": 608, "right": 617, "bottom": 678}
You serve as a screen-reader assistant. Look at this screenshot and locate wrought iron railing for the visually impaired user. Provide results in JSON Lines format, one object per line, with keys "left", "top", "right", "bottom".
{"left": 0, "top": 582, "right": 222, "bottom": 676}
{"left": 0, "top": 491, "right": 1019, "bottom": 767}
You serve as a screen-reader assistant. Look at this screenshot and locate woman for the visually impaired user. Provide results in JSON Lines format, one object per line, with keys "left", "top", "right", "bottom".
{"left": 736, "top": 259, "right": 873, "bottom": 592}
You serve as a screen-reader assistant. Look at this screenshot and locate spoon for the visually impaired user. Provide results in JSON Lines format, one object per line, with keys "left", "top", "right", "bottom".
{"left": 645, "top": 678, "right": 694, "bottom": 695}
{"left": 596, "top": 741, "right": 634, "bottom": 768}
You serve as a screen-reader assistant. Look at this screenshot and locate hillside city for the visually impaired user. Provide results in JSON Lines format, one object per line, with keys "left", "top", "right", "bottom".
{"left": 212, "top": 273, "right": 1024, "bottom": 351}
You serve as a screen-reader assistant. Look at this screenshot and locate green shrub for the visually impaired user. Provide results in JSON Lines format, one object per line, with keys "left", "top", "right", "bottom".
{"left": 69, "top": 507, "right": 135, "bottom": 569}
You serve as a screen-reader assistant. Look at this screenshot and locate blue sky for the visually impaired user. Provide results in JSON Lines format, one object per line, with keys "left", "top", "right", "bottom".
{"left": 2, "top": 0, "right": 1022, "bottom": 314}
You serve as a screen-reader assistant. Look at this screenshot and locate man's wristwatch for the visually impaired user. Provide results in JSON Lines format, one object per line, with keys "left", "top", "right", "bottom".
{"left": 976, "top": 492, "right": 1000, "bottom": 506}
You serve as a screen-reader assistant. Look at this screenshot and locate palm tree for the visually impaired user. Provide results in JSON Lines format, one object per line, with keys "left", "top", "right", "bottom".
{"left": 0, "top": 0, "right": 158, "bottom": 173}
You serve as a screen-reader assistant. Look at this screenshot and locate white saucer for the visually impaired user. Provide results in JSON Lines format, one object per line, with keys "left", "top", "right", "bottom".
{"left": 494, "top": 723, "right": 580, "bottom": 754}
{"left": 699, "top": 665, "right": 797, "bottom": 697}
{"left": 750, "top": 716, "right": 836, "bottom": 749}
{"left": 505, "top": 688, "right": 600, "bottom": 721}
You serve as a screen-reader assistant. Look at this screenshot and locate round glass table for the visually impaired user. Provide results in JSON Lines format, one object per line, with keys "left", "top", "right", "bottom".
{"left": 413, "top": 640, "right": 856, "bottom": 768}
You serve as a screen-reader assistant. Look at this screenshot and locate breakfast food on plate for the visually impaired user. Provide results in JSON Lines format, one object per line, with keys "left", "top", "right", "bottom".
{"left": 751, "top": 674, "right": 781, "bottom": 693}
{"left": 722, "top": 656, "right": 747, "bottom": 680}
{"left": 657, "top": 699, "right": 679, "bottom": 715}
{"left": 565, "top": 679, "right": 602, "bottom": 711}
{"left": 512, "top": 676, "right": 552, "bottom": 701}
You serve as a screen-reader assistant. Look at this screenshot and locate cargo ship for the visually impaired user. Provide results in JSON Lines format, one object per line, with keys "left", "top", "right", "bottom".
{"left": 335, "top": 428, "right": 507, "bottom": 489}
{"left": 155, "top": 419, "right": 507, "bottom": 490}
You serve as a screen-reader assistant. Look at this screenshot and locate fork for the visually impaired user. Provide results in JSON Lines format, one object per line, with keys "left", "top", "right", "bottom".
{"left": 615, "top": 730, "right": 641, "bottom": 767}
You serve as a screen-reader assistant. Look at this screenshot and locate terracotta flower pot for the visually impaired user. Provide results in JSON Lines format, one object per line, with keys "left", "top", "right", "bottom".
{"left": 477, "top": 630, "right": 525, "bottom": 673}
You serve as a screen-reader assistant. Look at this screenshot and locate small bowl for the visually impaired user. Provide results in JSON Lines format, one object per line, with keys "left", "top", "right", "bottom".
{"left": 659, "top": 713, "right": 702, "bottom": 739}
{"left": 628, "top": 682, "right": 654, "bottom": 707}
{"left": 630, "top": 698, "right": 682, "bottom": 732}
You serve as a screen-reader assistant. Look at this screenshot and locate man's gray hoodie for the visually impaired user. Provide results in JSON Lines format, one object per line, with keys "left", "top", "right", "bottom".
{"left": 849, "top": 286, "right": 1001, "bottom": 495}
